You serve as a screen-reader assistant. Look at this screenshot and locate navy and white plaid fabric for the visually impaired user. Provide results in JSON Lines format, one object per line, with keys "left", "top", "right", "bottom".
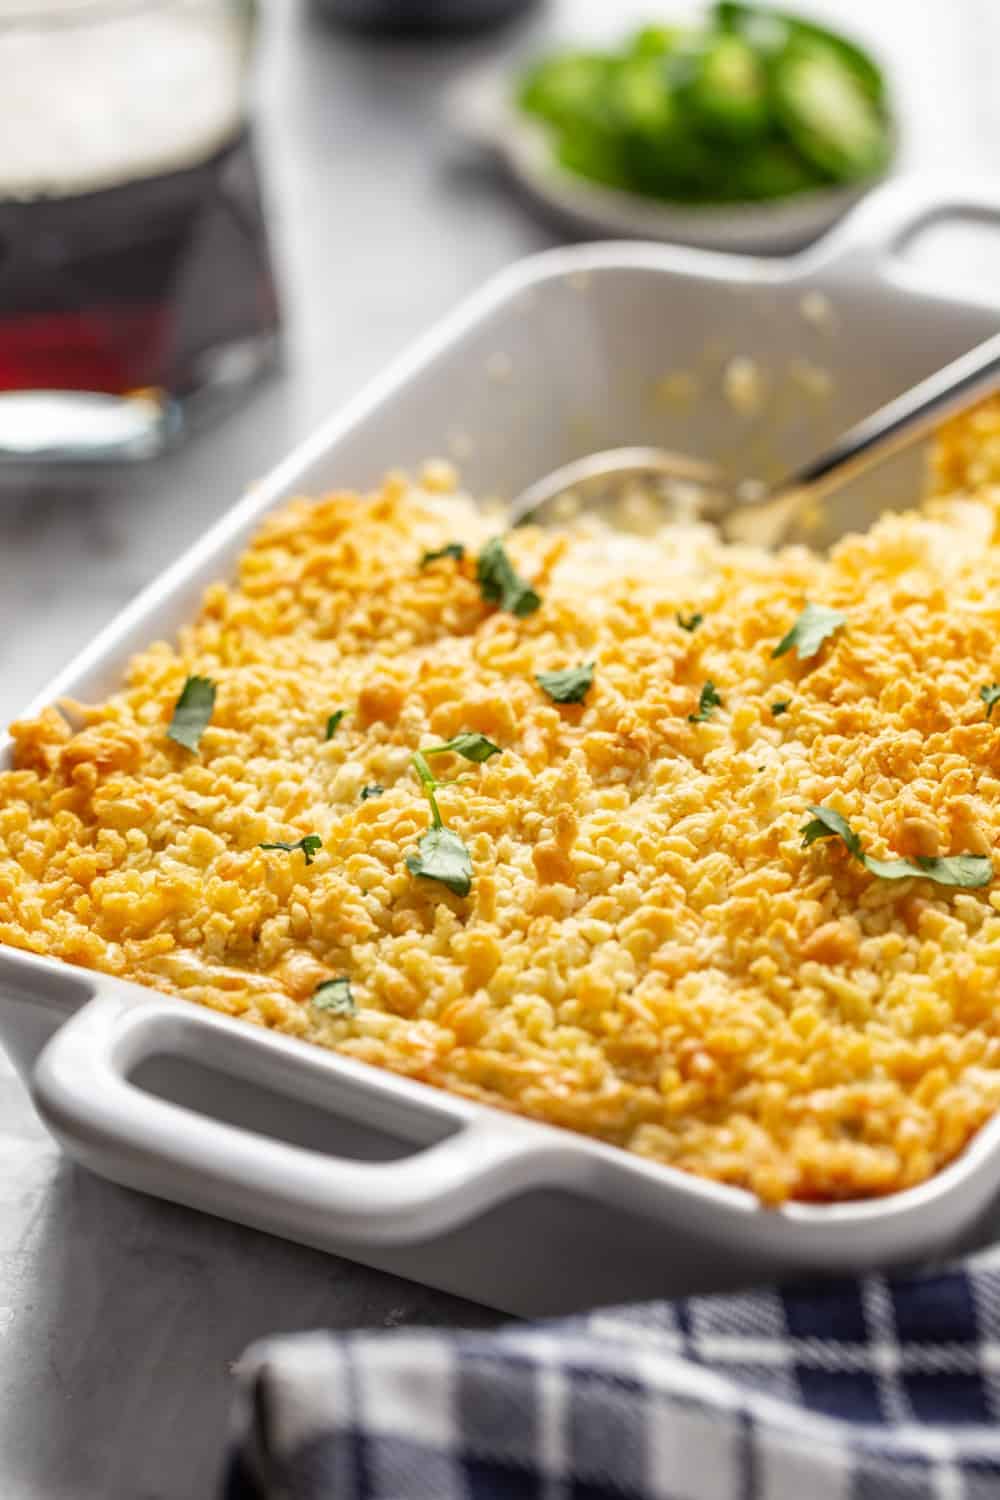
{"left": 224, "top": 1249, "right": 1000, "bottom": 1500}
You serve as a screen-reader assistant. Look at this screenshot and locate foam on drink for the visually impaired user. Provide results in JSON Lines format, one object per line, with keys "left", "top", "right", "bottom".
{"left": 0, "top": 1, "right": 245, "bottom": 198}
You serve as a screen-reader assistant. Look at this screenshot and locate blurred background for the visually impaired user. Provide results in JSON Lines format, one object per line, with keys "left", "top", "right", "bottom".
{"left": 1, "top": 3, "right": 1000, "bottom": 1497}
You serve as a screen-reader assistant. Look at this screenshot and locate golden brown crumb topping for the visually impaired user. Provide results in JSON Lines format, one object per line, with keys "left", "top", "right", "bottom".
{"left": 5, "top": 410, "right": 1000, "bottom": 1205}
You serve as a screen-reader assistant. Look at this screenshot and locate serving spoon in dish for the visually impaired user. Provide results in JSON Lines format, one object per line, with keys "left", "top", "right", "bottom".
{"left": 508, "top": 328, "right": 1000, "bottom": 548}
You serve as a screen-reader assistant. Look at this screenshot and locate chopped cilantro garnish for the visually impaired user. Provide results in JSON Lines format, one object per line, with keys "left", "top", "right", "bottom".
{"left": 688, "top": 680, "right": 723, "bottom": 723}
{"left": 676, "top": 611, "right": 703, "bottom": 633}
{"left": 423, "top": 732, "right": 502, "bottom": 763}
{"left": 980, "top": 684, "right": 1000, "bottom": 720}
{"left": 405, "top": 825, "right": 473, "bottom": 896}
{"left": 403, "top": 732, "right": 500, "bottom": 896}
{"left": 863, "top": 854, "right": 992, "bottom": 886}
{"left": 325, "top": 710, "right": 346, "bottom": 740}
{"left": 313, "top": 977, "right": 356, "bottom": 1015}
{"left": 800, "top": 804, "right": 992, "bottom": 889}
{"left": 476, "top": 537, "right": 541, "bottom": 617}
{"left": 772, "top": 602, "right": 846, "bottom": 661}
{"left": 259, "top": 834, "right": 323, "bottom": 866}
{"left": 360, "top": 783, "right": 384, "bottom": 800}
{"left": 167, "top": 675, "right": 216, "bottom": 752}
{"left": 536, "top": 662, "right": 594, "bottom": 704}
{"left": 420, "top": 542, "right": 465, "bottom": 567}
{"left": 771, "top": 700, "right": 790, "bottom": 716}
{"left": 800, "top": 805, "right": 862, "bottom": 859}
{"left": 411, "top": 748, "right": 440, "bottom": 814}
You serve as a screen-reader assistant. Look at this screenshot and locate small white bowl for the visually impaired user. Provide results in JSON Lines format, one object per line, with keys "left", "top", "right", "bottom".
{"left": 448, "top": 67, "right": 890, "bottom": 255}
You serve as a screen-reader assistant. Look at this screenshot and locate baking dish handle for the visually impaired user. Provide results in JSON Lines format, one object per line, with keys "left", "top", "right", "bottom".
{"left": 808, "top": 174, "right": 1000, "bottom": 283}
{"left": 31, "top": 984, "right": 585, "bottom": 1244}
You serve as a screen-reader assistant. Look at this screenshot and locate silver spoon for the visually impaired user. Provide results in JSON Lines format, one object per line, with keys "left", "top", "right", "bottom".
{"left": 508, "top": 328, "right": 1000, "bottom": 547}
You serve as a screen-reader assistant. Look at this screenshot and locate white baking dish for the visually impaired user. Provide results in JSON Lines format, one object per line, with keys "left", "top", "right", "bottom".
{"left": 4, "top": 176, "right": 1000, "bottom": 1318}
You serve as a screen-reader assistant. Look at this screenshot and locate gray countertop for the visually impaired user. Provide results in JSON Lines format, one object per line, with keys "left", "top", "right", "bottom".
{"left": 2, "top": 2, "right": 999, "bottom": 1495}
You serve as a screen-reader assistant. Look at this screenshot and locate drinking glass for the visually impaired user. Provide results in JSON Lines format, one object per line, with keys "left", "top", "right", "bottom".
{"left": 0, "top": 0, "right": 281, "bottom": 466}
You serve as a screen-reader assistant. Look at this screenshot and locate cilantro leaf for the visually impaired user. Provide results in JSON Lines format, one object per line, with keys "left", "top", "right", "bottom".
{"left": 423, "top": 732, "right": 502, "bottom": 763}
{"left": 420, "top": 542, "right": 465, "bottom": 568}
{"left": 980, "top": 684, "right": 1000, "bottom": 720}
{"left": 405, "top": 825, "right": 473, "bottom": 896}
{"left": 259, "top": 834, "right": 323, "bottom": 866}
{"left": 800, "top": 804, "right": 863, "bottom": 859}
{"left": 476, "top": 537, "right": 541, "bottom": 617}
{"left": 688, "top": 680, "right": 723, "bottom": 723}
{"left": 406, "top": 737, "right": 493, "bottom": 896}
{"left": 676, "top": 611, "right": 703, "bottom": 633}
{"left": 325, "top": 710, "right": 346, "bottom": 740}
{"left": 410, "top": 749, "right": 442, "bottom": 829}
{"left": 167, "top": 675, "right": 216, "bottom": 752}
{"left": 860, "top": 854, "right": 993, "bottom": 888}
{"left": 801, "top": 805, "right": 993, "bottom": 888}
{"left": 771, "top": 700, "right": 790, "bottom": 716}
{"left": 360, "top": 783, "right": 384, "bottom": 800}
{"left": 313, "top": 977, "right": 356, "bottom": 1015}
{"left": 536, "top": 662, "right": 595, "bottom": 704}
{"left": 772, "top": 602, "right": 846, "bottom": 661}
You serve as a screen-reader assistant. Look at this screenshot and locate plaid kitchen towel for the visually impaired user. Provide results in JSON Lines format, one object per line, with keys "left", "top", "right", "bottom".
{"left": 224, "top": 1250, "right": 1000, "bottom": 1500}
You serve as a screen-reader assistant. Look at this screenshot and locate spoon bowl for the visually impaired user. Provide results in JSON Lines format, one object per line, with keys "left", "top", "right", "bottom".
{"left": 508, "top": 330, "right": 1000, "bottom": 548}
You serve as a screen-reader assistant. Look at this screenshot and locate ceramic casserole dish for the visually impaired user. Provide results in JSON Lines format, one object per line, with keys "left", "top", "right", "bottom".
{"left": 4, "top": 176, "right": 1000, "bottom": 1317}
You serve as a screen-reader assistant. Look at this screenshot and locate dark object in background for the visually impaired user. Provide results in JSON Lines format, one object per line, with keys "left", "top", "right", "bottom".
{"left": 312, "top": 0, "right": 539, "bottom": 35}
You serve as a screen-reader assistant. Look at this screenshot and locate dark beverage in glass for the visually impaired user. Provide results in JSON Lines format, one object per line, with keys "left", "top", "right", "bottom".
{"left": 313, "top": 0, "right": 538, "bottom": 32}
{"left": 0, "top": 0, "right": 280, "bottom": 464}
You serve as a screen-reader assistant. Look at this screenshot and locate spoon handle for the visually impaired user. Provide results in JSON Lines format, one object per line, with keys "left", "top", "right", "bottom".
{"left": 768, "top": 328, "right": 1000, "bottom": 508}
